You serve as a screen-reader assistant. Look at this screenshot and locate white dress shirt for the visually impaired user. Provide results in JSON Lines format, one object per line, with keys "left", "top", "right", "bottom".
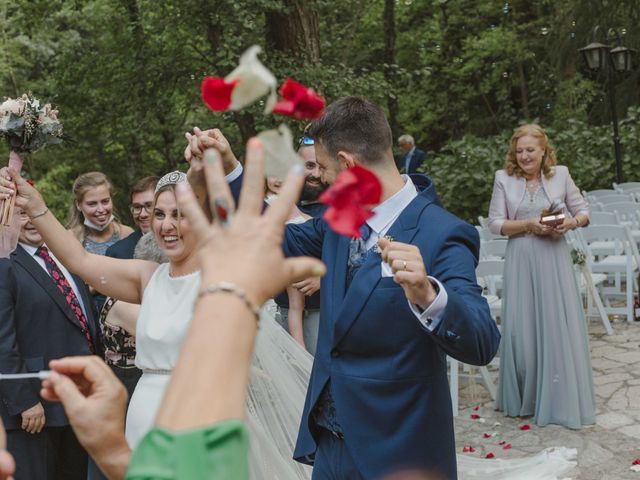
{"left": 364, "top": 175, "right": 447, "bottom": 331}
{"left": 19, "top": 242, "right": 90, "bottom": 319}
{"left": 228, "top": 166, "right": 447, "bottom": 330}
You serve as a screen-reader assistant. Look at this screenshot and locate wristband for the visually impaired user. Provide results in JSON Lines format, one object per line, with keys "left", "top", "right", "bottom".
{"left": 197, "top": 281, "right": 261, "bottom": 324}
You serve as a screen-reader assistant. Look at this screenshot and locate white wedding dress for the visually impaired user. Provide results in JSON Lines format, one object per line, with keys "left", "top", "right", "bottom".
{"left": 125, "top": 263, "right": 576, "bottom": 480}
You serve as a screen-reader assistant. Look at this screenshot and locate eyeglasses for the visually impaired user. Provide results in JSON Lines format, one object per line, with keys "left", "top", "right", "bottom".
{"left": 130, "top": 202, "right": 153, "bottom": 214}
{"left": 298, "top": 136, "right": 315, "bottom": 148}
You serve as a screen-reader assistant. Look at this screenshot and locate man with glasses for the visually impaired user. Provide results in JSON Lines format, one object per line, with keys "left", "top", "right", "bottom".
{"left": 105, "top": 176, "right": 159, "bottom": 260}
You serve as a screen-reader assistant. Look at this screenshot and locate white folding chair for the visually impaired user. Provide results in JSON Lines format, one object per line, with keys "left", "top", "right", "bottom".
{"left": 613, "top": 182, "right": 640, "bottom": 193}
{"left": 595, "top": 194, "right": 636, "bottom": 205}
{"left": 565, "top": 230, "right": 613, "bottom": 335}
{"left": 584, "top": 189, "right": 620, "bottom": 198}
{"left": 480, "top": 238, "right": 508, "bottom": 260}
{"left": 589, "top": 211, "right": 620, "bottom": 226}
{"left": 448, "top": 259, "right": 503, "bottom": 415}
{"left": 578, "top": 225, "right": 639, "bottom": 322}
{"left": 603, "top": 202, "right": 640, "bottom": 243}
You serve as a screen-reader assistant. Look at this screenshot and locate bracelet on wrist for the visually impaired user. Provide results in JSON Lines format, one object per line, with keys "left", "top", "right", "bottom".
{"left": 30, "top": 208, "right": 48, "bottom": 220}
{"left": 197, "top": 281, "right": 261, "bottom": 324}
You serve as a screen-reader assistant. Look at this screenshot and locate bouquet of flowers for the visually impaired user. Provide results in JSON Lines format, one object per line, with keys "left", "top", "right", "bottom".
{"left": 0, "top": 93, "right": 63, "bottom": 226}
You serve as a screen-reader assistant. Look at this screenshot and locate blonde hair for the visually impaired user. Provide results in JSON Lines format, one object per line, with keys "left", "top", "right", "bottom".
{"left": 504, "top": 123, "right": 557, "bottom": 179}
{"left": 67, "top": 172, "right": 121, "bottom": 242}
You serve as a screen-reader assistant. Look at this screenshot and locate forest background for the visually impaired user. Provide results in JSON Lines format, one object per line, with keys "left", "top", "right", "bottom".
{"left": 1, "top": 0, "right": 639, "bottom": 223}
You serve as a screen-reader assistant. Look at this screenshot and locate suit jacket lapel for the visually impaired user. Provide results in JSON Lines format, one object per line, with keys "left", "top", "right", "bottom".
{"left": 332, "top": 195, "right": 430, "bottom": 346}
{"left": 73, "top": 273, "right": 98, "bottom": 342}
{"left": 13, "top": 246, "right": 84, "bottom": 332}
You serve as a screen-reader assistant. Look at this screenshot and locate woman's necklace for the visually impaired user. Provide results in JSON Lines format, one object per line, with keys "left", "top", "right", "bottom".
{"left": 525, "top": 176, "right": 541, "bottom": 203}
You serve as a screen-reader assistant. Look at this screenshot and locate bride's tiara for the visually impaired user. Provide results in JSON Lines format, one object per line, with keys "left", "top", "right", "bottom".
{"left": 155, "top": 171, "right": 187, "bottom": 194}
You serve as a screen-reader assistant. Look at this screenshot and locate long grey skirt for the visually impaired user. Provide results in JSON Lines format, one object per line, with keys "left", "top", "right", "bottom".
{"left": 495, "top": 234, "right": 595, "bottom": 429}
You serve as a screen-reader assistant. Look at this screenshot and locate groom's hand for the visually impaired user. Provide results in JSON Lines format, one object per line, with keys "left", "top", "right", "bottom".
{"left": 378, "top": 238, "right": 437, "bottom": 310}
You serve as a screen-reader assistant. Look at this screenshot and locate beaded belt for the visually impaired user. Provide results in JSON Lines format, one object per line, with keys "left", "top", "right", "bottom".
{"left": 141, "top": 368, "right": 172, "bottom": 375}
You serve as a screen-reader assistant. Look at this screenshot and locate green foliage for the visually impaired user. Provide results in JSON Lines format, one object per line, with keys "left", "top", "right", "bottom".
{"left": 425, "top": 107, "right": 640, "bottom": 223}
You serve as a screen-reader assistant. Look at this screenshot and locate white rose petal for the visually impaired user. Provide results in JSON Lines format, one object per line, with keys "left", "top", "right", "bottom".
{"left": 257, "top": 124, "right": 303, "bottom": 179}
{"left": 225, "top": 45, "right": 277, "bottom": 112}
{"left": 631, "top": 465, "right": 640, "bottom": 472}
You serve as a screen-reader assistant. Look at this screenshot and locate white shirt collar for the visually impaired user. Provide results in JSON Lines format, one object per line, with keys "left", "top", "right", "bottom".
{"left": 19, "top": 242, "right": 42, "bottom": 256}
{"left": 367, "top": 175, "right": 417, "bottom": 235}
{"left": 408, "top": 146, "right": 416, "bottom": 156}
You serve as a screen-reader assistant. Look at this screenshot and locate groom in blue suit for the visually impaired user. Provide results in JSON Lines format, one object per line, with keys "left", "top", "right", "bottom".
{"left": 281, "top": 97, "right": 500, "bottom": 479}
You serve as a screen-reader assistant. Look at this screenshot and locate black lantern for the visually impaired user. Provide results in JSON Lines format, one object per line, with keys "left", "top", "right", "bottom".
{"left": 579, "top": 26, "right": 636, "bottom": 184}
{"left": 579, "top": 41, "right": 610, "bottom": 70}
{"left": 610, "top": 45, "right": 635, "bottom": 72}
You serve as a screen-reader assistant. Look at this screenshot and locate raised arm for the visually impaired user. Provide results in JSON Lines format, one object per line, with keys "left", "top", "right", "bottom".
{"left": 8, "top": 169, "right": 156, "bottom": 304}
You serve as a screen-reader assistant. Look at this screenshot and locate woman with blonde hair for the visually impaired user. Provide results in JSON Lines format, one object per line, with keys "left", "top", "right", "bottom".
{"left": 67, "top": 172, "right": 133, "bottom": 254}
{"left": 488, "top": 123, "right": 595, "bottom": 429}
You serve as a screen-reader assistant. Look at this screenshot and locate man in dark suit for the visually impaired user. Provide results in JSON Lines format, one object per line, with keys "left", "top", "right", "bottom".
{"left": 105, "top": 176, "right": 159, "bottom": 260}
{"left": 281, "top": 97, "right": 500, "bottom": 479}
{"left": 398, "top": 134, "right": 427, "bottom": 174}
{"left": 0, "top": 208, "right": 101, "bottom": 479}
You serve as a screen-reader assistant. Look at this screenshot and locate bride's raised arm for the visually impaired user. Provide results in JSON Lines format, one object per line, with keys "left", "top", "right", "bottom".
{"left": 6, "top": 168, "right": 156, "bottom": 304}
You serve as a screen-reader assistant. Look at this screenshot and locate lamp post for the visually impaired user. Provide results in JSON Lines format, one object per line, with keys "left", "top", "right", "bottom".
{"left": 579, "top": 26, "right": 636, "bottom": 184}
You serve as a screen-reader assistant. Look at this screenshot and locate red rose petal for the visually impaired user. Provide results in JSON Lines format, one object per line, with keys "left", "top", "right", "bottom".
{"left": 320, "top": 165, "right": 382, "bottom": 237}
{"left": 462, "top": 446, "right": 469, "bottom": 453}
{"left": 201, "top": 76, "right": 239, "bottom": 112}
{"left": 519, "top": 424, "right": 531, "bottom": 430}
{"left": 633, "top": 458, "right": 640, "bottom": 465}
{"left": 273, "top": 78, "right": 325, "bottom": 120}
{"left": 503, "top": 443, "right": 512, "bottom": 450}
{"left": 485, "top": 452, "right": 495, "bottom": 459}
{"left": 469, "top": 446, "right": 475, "bottom": 453}
{"left": 483, "top": 433, "right": 491, "bottom": 439}
{"left": 473, "top": 406, "right": 480, "bottom": 411}
{"left": 499, "top": 440, "right": 506, "bottom": 445}
{"left": 470, "top": 414, "right": 481, "bottom": 420}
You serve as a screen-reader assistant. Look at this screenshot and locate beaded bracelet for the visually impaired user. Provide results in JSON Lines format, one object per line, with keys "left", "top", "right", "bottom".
{"left": 30, "top": 208, "right": 49, "bottom": 220}
{"left": 197, "top": 281, "right": 261, "bottom": 324}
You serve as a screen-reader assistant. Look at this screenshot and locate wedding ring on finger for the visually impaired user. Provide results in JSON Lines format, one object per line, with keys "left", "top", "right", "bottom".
{"left": 402, "top": 260, "right": 407, "bottom": 271}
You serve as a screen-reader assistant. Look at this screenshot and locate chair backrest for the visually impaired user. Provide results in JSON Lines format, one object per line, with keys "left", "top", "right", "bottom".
{"left": 578, "top": 224, "right": 631, "bottom": 259}
{"left": 481, "top": 239, "right": 508, "bottom": 259}
{"left": 478, "top": 226, "right": 504, "bottom": 242}
{"left": 584, "top": 189, "right": 620, "bottom": 198}
{"left": 603, "top": 202, "right": 640, "bottom": 228}
{"left": 476, "top": 259, "right": 505, "bottom": 296}
{"left": 589, "top": 211, "right": 620, "bottom": 225}
{"left": 613, "top": 182, "right": 640, "bottom": 193}
{"left": 595, "top": 194, "right": 635, "bottom": 205}
{"left": 477, "top": 216, "right": 489, "bottom": 229}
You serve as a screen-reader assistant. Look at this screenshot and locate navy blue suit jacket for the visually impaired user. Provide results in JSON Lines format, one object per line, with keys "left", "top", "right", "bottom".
{"left": 283, "top": 176, "right": 499, "bottom": 479}
{"left": 402, "top": 148, "right": 427, "bottom": 174}
{"left": 105, "top": 229, "right": 143, "bottom": 260}
{"left": 0, "top": 246, "right": 101, "bottom": 430}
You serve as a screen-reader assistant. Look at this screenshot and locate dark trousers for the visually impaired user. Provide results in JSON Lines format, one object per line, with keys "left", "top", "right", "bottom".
{"left": 312, "top": 429, "right": 363, "bottom": 480}
{"left": 109, "top": 364, "right": 142, "bottom": 408}
{"left": 7, "top": 425, "right": 88, "bottom": 480}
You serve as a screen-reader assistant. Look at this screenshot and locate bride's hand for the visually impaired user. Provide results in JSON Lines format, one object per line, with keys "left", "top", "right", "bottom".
{"left": 6, "top": 168, "right": 47, "bottom": 217}
{"left": 176, "top": 138, "right": 326, "bottom": 307}
{"left": 0, "top": 167, "right": 15, "bottom": 200}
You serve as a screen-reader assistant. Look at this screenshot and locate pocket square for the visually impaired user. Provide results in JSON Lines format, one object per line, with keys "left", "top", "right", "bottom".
{"left": 381, "top": 261, "right": 394, "bottom": 278}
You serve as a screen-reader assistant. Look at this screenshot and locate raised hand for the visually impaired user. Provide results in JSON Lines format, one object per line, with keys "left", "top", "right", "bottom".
{"left": 184, "top": 127, "right": 238, "bottom": 174}
{"left": 176, "top": 139, "right": 325, "bottom": 308}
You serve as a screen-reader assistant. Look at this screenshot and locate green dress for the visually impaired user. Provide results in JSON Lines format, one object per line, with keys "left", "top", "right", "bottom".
{"left": 126, "top": 419, "right": 249, "bottom": 480}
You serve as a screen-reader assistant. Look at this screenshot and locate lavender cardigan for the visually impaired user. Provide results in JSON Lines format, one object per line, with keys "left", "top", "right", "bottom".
{"left": 488, "top": 165, "right": 589, "bottom": 235}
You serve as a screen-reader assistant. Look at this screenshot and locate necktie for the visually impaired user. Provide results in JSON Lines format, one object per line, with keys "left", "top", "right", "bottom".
{"left": 346, "top": 224, "right": 372, "bottom": 288}
{"left": 36, "top": 246, "right": 95, "bottom": 353}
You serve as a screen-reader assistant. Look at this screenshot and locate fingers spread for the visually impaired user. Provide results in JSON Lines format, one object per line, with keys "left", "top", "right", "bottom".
{"left": 264, "top": 164, "right": 305, "bottom": 227}
{"left": 284, "top": 257, "right": 326, "bottom": 285}
{"left": 175, "top": 182, "right": 210, "bottom": 240}
{"left": 203, "top": 149, "right": 235, "bottom": 224}
{"left": 237, "top": 138, "right": 266, "bottom": 217}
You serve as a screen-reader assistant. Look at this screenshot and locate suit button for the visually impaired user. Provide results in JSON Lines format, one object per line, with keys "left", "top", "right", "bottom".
{"left": 331, "top": 349, "right": 340, "bottom": 358}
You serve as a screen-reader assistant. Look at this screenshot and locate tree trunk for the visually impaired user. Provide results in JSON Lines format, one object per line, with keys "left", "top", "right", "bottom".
{"left": 383, "top": 0, "right": 399, "bottom": 141}
{"left": 265, "top": 0, "right": 321, "bottom": 61}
